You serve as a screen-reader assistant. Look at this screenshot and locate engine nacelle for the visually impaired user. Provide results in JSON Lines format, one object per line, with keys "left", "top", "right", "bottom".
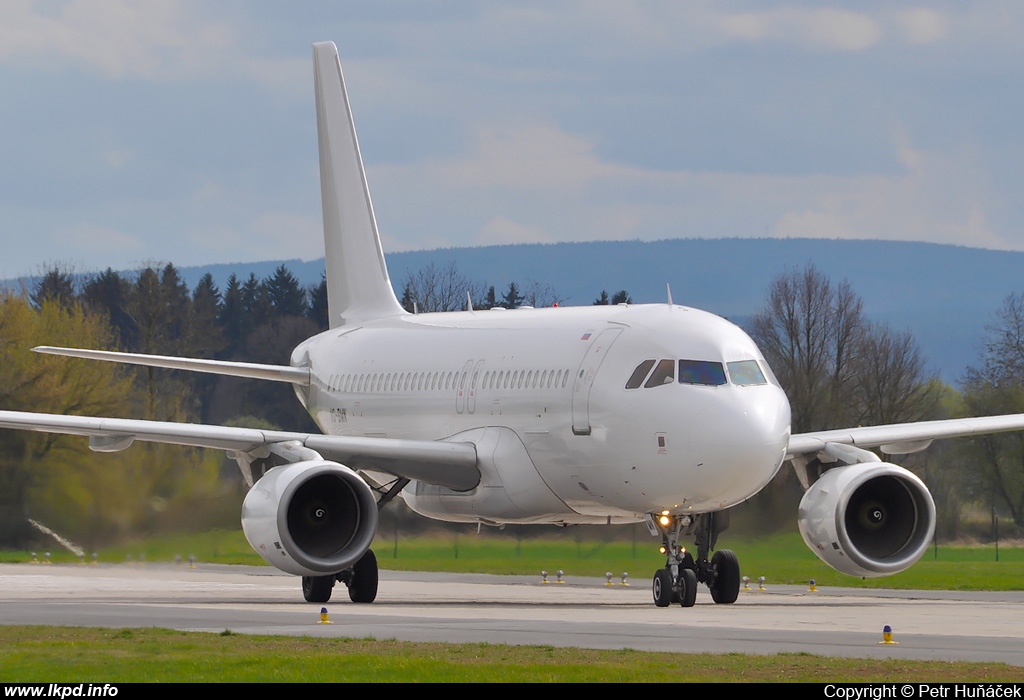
{"left": 241, "top": 460, "right": 378, "bottom": 577}
{"left": 798, "top": 462, "right": 935, "bottom": 578}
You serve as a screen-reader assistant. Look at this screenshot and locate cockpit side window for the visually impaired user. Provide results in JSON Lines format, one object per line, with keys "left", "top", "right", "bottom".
{"left": 727, "top": 360, "right": 767, "bottom": 386}
{"left": 625, "top": 360, "right": 656, "bottom": 389}
{"left": 678, "top": 359, "right": 726, "bottom": 386}
{"left": 644, "top": 359, "right": 676, "bottom": 388}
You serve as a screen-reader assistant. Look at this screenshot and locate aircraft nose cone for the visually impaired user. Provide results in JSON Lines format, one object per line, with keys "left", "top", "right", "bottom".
{"left": 687, "top": 385, "right": 791, "bottom": 506}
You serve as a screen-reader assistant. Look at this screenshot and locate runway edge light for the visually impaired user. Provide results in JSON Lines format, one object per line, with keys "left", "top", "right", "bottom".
{"left": 878, "top": 625, "right": 898, "bottom": 645}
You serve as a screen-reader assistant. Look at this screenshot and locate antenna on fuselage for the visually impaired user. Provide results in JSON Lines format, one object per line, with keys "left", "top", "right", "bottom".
{"left": 666, "top": 283, "right": 674, "bottom": 308}
{"left": 467, "top": 291, "right": 474, "bottom": 312}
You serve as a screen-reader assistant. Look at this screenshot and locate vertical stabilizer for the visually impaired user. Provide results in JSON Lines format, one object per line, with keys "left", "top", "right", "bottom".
{"left": 313, "top": 41, "right": 405, "bottom": 327}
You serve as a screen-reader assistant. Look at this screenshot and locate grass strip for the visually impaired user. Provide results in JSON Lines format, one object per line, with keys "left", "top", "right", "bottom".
{"left": 1, "top": 627, "right": 1022, "bottom": 682}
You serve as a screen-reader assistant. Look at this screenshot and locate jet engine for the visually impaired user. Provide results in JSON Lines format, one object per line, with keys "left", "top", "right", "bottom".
{"left": 241, "top": 459, "right": 378, "bottom": 577}
{"left": 798, "top": 462, "right": 935, "bottom": 578}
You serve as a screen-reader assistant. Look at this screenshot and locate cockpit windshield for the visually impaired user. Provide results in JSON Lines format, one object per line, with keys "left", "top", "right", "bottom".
{"left": 726, "top": 360, "right": 767, "bottom": 386}
{"left": 625, "top": 358, "right": 771, "bottom": 389}
{"left": 678, "top": 360, "right": 726, "bottom": 386}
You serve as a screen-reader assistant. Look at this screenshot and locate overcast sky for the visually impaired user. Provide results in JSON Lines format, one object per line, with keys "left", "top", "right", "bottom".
{"left": 2, "top": 1, "right": 1022, "bottom": 281}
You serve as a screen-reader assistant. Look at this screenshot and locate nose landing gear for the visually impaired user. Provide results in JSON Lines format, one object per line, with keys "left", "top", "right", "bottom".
{"left": 646, "top": 510, "right": 740, "bottom": 608}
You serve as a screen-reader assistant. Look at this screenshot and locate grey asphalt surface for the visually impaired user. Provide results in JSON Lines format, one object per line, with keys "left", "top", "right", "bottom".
{"left": 1, "top": 563, "right": 1022, "bottom": 665}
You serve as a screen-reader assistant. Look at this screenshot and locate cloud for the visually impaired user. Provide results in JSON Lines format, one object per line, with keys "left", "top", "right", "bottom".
{"left": 436, "top": 123, "right": 626, "bottom": 192}
{"left": 60, "top": 223, "right": 145, "bottom": 255}
{"left": 893, "top": 8, "right": 950, "bottom": 45}
{"left": 475, "top": 216, "right": 553, "bottom": 246}
{"left": 182, "top": 212, "right": 323, "bottom": 264}
{"left": 0, "top": 0, "right": 296, "bottom": 88}
{"left": 367, "top": 116, "right": 1013, "bottom": 255}
{"left": 771, "top": 142, "right": 1004, "bottom": 250}
{"left": 717, "top": 8, "right": 882, "bottom": 52}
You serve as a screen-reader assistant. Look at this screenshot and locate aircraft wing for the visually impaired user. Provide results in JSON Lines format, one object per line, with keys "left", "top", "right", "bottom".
{"left": 0, "top": 410, "right": 480, "bottom": 491}
{"left": 787, "top": 413, "right": 1024, "bottom": 459}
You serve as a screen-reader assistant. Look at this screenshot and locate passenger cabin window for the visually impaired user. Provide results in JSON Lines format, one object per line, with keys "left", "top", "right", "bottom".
{"left": 727, "top": 360, "right": 767, "bottom": 386}
{"left": 678, "top": 360, "right": 727, "bottom": 386}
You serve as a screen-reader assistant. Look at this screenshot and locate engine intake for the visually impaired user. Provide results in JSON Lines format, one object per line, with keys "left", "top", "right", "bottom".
{"left": 798, "top": 462, "right": 935, "bottom": 578}
{"left": 241, "top": 460, "right": 378, "bottom": 577}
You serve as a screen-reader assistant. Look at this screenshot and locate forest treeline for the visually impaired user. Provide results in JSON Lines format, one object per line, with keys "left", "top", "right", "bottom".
{"left": 2, "top": 260, "right": 1023, "bottom": 550}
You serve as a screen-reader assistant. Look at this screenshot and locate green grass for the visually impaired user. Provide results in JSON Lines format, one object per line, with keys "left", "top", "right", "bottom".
{"left": 6, "top": 528, "right": 1024, "bottom": 590}
{"left": 1, "top": 627, "right": 1021, "bottom": 682}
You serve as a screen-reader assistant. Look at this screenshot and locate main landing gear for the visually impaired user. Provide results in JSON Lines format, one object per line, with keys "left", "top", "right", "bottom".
{"left": 301, "top": 548, "right": 379, "bottom": 604}
{"left": 647, "top": 511, "right": 740, "bottom": 608}
{"left": 300, "top": 476, "right": 408, "bottom": 604}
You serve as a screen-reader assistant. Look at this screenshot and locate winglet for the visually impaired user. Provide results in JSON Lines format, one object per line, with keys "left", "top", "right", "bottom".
{"left": 313, "top": 41, "right": 405, "bottom": 327}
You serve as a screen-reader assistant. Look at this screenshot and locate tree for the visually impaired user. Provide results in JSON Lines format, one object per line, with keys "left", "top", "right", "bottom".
{"left": 31, "top": 265, "right": 78, "bottom": 311}
{"left": 594, "top": 290, "right": 631, "bottom": 306}
{"left": 749, "top": 264, "right": 866, "bottom": 432}
{"left": 961, "top": 293, "right": 1024, "bottom": 526}
{"left": 217, "top": 274, "right": 245, "bottom": 357}
{"left": 521, "top": 280, "right": 560, "bottom": 308}
{"left": 401, "top": 261, "right": 486, "bottom": 313}
{"left": 82, "top": 269, "right": 133, "bottom": 349}
{"left": 264, "top": 264, "right": 308, "bottom": 318}
{"left": 500, "top": 282, "right": 523, "bottom": 310}
{"left": 851, "top": 322, "right": 939, "bottom": 426}
{"left": 481, "top": 286, "right": 498, "bottom": 310}
{"left": 308, "top": 274, "right": 329, "bottom": 330}
{"left": 0, "top": 295, "right": 134, "bottom": 547}
{"left": 240, "top": 273, "right": 270, "bottom": 327}
{"left": 746, "top": 264, "right": 939, "bottom": 530}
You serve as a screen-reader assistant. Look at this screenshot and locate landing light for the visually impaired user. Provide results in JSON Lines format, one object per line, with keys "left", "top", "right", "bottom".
{"left": 658, "top": 514, "right": 671, "bottom": 527}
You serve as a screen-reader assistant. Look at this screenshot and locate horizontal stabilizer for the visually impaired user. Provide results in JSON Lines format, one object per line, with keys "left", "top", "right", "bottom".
{"left": 33, "top": 346, "right": 310, "bottom": 386}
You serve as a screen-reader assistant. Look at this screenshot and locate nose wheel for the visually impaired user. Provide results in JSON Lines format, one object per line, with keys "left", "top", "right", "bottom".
{"left": 646, "top": 511, "right": 740, "bottom": 608}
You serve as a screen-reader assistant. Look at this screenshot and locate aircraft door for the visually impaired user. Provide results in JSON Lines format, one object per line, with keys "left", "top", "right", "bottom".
{"left": 571, "top": 328, "right": 623, "bottom": 435}
{"left": 455, "top": 359, "right": 474, "bottom": 414}
{"left": 467, "top": 360, "right": 484, "bottom": 415}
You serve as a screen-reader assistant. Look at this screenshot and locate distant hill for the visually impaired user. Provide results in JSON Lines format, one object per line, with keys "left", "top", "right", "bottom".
{"left": 10, "top": 238, "right": 1023, "bottom": 383}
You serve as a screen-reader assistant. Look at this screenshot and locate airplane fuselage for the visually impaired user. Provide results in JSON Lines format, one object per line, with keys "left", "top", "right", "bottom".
{"left": 293, "top": 303, "right": 792, "bottom": 524}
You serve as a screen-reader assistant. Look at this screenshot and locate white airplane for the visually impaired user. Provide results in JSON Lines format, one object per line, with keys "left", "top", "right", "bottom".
{"left": 3, "top": 41, "right": 1024, "bottom": 608}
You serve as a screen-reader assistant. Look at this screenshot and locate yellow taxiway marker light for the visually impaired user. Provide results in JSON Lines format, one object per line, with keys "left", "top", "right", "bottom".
{"left": 605, "top": 572, "right": 614, "bottom": 586}
{"left": 620, "top": 572, "right": 630, "bottom": 586}
{"left": 556, "top": 569, "right": 565, "bottom": 584}
{"left": 318, "top": 607, "right": 333, "bottom": 625}
{"left": 742, "top": 575, "right": 750, "bottom": 591}
{"left": 808, "top": 579, "right": 817, "bottom": 592}
{"left": 758, "top": 576, "right": 766, "bottom": 591}
{"left": 878, "top": 625, "right": 898, "bottom": 645}
{"left": 188, "top": 555, "right": 196, "bottom": 569}
{"left": 540, "top": 570, "right": 549, "bottom": 584}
